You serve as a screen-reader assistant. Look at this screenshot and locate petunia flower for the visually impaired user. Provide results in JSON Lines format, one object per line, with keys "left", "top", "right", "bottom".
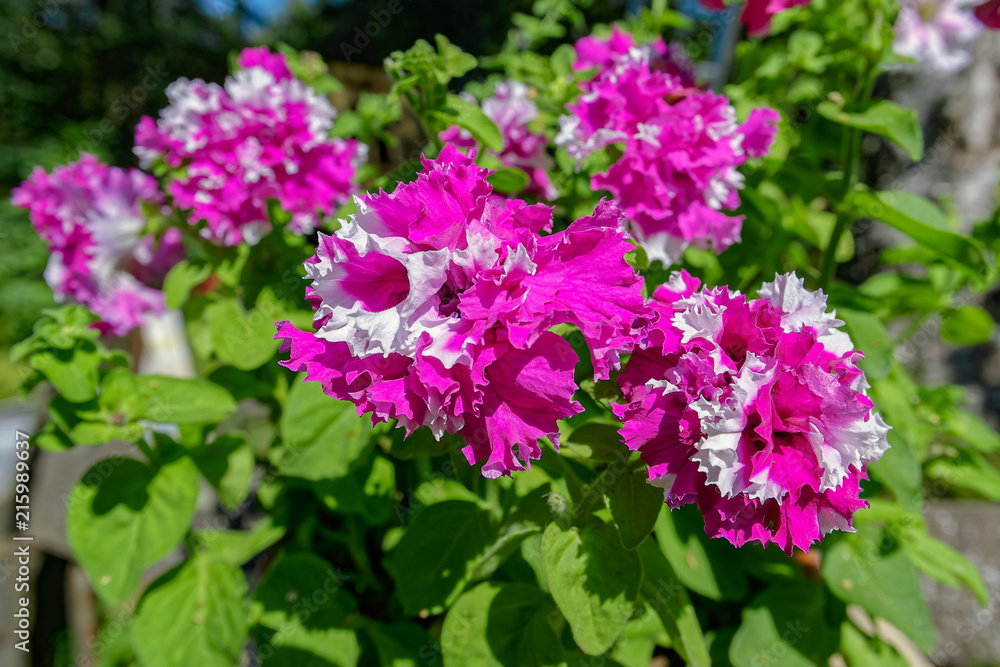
{"left": 615, "top": 272, "right": 890, "bottom": 554}
{"left": 277, "top": 145, "right": 649, "bottom": 478}
{"left": 439, "top": 80, "right": 557, "bottom": 200}
{"left": 134, "top": 46, "right": 365, "bottom": 245}
{"left": 11, "top": 154, "right": 182, "bottom": 336}
{"left": 557, "top": 31, "right": 779, "bottom": 265}
{"left": 892, "top": 0, "right": 982, "bottom": 75}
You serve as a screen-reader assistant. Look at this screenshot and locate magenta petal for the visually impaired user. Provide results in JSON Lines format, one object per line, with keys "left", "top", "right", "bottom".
{"left": 517, "top": 200, "right": 650, "bottom": 378}
{"left": 740, "top": 107, "right": 781, "bottom": 158}
{"left": 976, "top": 0, "right": 1000, "bottom": 29}
{"left": 460, "top": 333, "right": 583, "bottom": 478}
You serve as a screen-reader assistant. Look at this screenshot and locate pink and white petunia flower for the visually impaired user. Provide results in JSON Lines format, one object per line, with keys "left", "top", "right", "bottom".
{"left": 134, "top": 46, "right": 366, "bottom": 245}
{"left": 615, "top": 272, "right": 890, "bottom": 554}
{"left": 12, "top": 154, "right": 182, "bottom": 336}
{"left": 893, "top": 0, "right": 983, "bottom": 75}
{"left": 440, "top": 80, "right": 558, "bottom": 200}
{"left": 277, "top": 145, "right": 649, "bottom": 478}
{"left": 558, "top": 30, "right": 779, "bottom": 266}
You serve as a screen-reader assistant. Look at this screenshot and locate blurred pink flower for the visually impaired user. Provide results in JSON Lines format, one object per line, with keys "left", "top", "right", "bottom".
{"left": 439, "top": 81, "right": 557, "bottom": 200}
{"left": 277, "top": 145, "right": 649, "bottom": 478}
{"left": 893, "top": 0, "right": 982, "bottom": 75}
{"left": 615, "top": 272, "right": 890, "bottom": 554}
{"left": 700, "top": 0, "right": 812, "bottom": 36}
{"left": 135, "top": 46, "right": 365, "bottom": 245}
{"left": 12, "top": 154, "right": 182, "bottom": 336}
{"left": 975, "top": 0, "right": 1000, "bottom": 28}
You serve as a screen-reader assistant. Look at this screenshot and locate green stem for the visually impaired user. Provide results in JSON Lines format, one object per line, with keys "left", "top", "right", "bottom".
{"left": 345, "top": 515, "right": 385, "bottom": 594}
{"left": 574, "top": 464, "right": 618, "bottom": 518}
{"left": 184, "top": 532, "right": 199, "bottom": 556}
{"left": 403, "top": 87, "right": 442, "bottom": 155}
{"left": 485, "top": 478, "right": 502, "bottom": 521}
{"left": 415, "top": 454, "right": 433, "bottom": 482}
{"left": 135, "top": 438, "right": 159, "bottom": 467}
{"left": 820, "top": 55, "right": 879, "bottom": 289}
{"left": 819, "top": 143, "right": 857, "bottom": 288}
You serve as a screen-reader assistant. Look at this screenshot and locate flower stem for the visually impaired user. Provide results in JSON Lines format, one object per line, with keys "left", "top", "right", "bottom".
{"left": 135, "top": 438, "right": 159, "bottom": 467}
{"left": 819, "top": 53, "right": 879, "bottom": 289}
{"left": 345, "top": 515, "right": 385, "bottom": 594}
{"left": 819, "top": 127, "right": 859, "bottom": 289}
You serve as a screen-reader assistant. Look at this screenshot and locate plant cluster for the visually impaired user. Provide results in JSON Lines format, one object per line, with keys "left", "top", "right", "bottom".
{"left": 11, "top": 1, "right": 1000, "bottom": 665}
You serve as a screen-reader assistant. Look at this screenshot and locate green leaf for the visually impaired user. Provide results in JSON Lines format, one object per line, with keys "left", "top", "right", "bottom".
{"left": 902, "top": 528, "right": 988, "bottom": 605}
{"left": 442, "top": 94, "right": 503, "bottom": 151}
{"left": 34, "top": 422, "right": 74, "bottom": 452}
{"left": 163, "top": 260, "right": 212, "bottom": 309}
{"left": 215, "top": 243, "right": 251, "bottom": 287}
{"left": 364, "top": 622, "right": 434, "bottom": 667}
{"left": 189, "top": 434, "right": 255, "bottom": 510}
{"left": 441, "top": 582, "right": 566, "bottom": 667}
{"left": 312, "top": 454, "right": 396, "bottom": 524}
{"left": 943, "top": 408, "right": 1000, "bottom": 453}
{"left": 486, "top": 167, "right": 530, "bottom": 194}
{"left": 252, "top": 553, "right": 359, "bottom": 667}
{"left": 390, "top": 500, "right": 494, "bottom": 615}
{"left": 541, "top": 521, "right": 642, "bottom": 655}
{"left": 817, "top": 100, "right": 922, "bottom": 161}
{"left": 636, "top": 540, "right": 710, "bottom": 667}
{"left": 822, "top": 528, "right": 936, "bottom": 652}
{"left": 66, "top": 456, "right": 200, "bottom": 605}
{"left": 385, "top": 427, "right": 448, "bottom": 459}
{"left": 653, "top": 505, "right": 748, "bottom": 601}
{"left": 607, "top": 471, "right": 663, "bottom": 549}
{"left": 132, "top": 555, "right": 247, "bottom": 667}
{"left": 435, "top": 34, "right": 478, "bottom": 78}
{"left": 197, "top": 517, "right": 287, "bottom": 567}
{"left": 469, "top": 485, "right": 553, "bottom": 581}
{"left": 851, "top": 190, "right": 989, "bottom": 277}
{"left": 31, "top": 305, "right": 100, "bottom": 349}
{"left": 941, "top": 305, "right": 996, "bottom": 346}
{"left": 277, "top": 379, "right": 373, "bottom": 481}
{"left": 277, "top": 423, "right": 372, "bottom": 480}
{"left": 134, "top": 375, "right": 236, "bottom": 425}
{"left": 838, "top": 309, "right": 892, "bottom": 382}
{"left": 730, "top": 582, "right": 837, "bottom": 667}
{"left": 926, "top": 455, "right": 1000, "bottom": 499}
{"left": 564, "top": 423, "right": 629, "bottom": 462}
{"left": 32, "top": 343, "right": 100, "bottom": 402}
{"left": 868, "top": 377, "right": 924, "bottom": 510}
{"left": 413, "top": 477, "right": 486, "bottom": 510}
{"left": 70, "top": 421, "right": 145, "bottom": 445}
{"left": 625, "top": 243, "right": 650, "bottom": 271}
{"left": 99, "top": 368, "right": 148, "bottom": 420}
{"left": 205, "top": 292, "right": 282, "bottom": 371}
